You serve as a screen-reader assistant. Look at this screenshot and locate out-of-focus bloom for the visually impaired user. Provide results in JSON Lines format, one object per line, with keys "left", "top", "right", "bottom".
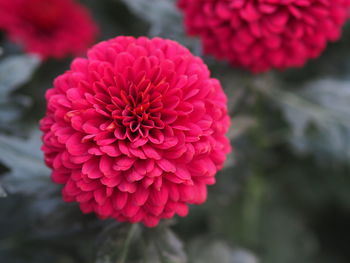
{"left": 0, "top": 0, "right": 98, "bottom": 59}
{"left": 178, "top": 0, "right": 350, "bottom": 73}
{"left": 40, "top": 36, "right": 231, "bottom": 227}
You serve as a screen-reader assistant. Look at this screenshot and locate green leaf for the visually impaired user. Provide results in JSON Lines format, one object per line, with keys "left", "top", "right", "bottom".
{"left": 145, "top": 225, "right": 187, "bottom": 263}
{"left": 0, "top": 55, "right": 40, "bottom": 131}
{"left": 0, "top": 183, "right": 7, "bottom": 197}
{"left": 119, "top": 0, "right": 179, "bottom": 34}
{"left": 278, "top": 79, "right": 350, "bottom": 161}
{"left": 188, "top": 238, "right": 258, "bottom": 263}
{"left": 96, "top": 223, "right": 141, "bottom": 263}
{"left": 96, "top": 223, "right": 187, "bottom": 263}
{"left": 119, "top": 0, "right": 199, "bottom": 50}
{"left": 0, "top": 128, "right": 51, "bottom": 195}
{"left": 0, "top": 54, "right": 40, "bottom": 97}
{"left": 0, "top": 95, "right": 32, "bottom": 133}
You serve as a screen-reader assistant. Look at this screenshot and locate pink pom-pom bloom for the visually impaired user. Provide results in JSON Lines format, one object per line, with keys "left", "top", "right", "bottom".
{"left": 40, "top": 36, "right": 231, "bottom": 227}
{"left": 178, "top": 0, "right": 350, "bottom": 73}
{"left": 0, "top": 0, "right": 98, "bottom": 60}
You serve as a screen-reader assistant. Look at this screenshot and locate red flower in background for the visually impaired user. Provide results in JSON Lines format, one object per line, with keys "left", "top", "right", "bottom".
{"left": 0, "top": 0, "right": 98, "bottom": 59}
{"left": 40, "top": 36, "right": 231, "bottom": 227}
{"left": 178, "top": 0, "right": 350, "bottom": 73}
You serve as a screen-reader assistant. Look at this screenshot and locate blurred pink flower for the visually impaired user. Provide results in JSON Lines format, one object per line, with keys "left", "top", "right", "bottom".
{"left": 178, "top": 0, "right": 350, "bottom": 72}
{"left": 0, "top": 0, "right": 98, "bottom": 59}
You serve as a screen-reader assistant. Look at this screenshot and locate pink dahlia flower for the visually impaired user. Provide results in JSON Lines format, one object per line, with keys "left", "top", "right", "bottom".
{"left": 40, "top": 36, "right": 231, "bottom": 227}
{"left": 178, "top": 0, "right": 350, "bottom": 73}
{"left": 0, "top": 0, "right": 98, "bottom": 60}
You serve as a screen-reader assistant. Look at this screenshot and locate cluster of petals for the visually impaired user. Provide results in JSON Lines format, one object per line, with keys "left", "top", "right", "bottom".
{"left": 40, "top": 36, "right": 231, "bottom": 227}
{"left": 0, "top": 0, "right": 98, "bottom": 59}
{"left": 178, "top": 0, "right": 350, "bottom": 72}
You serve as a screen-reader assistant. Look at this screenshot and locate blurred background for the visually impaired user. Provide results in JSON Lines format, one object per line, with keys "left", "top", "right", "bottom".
{"left": 1, "top": 0, "right": 350, "bottom": 262}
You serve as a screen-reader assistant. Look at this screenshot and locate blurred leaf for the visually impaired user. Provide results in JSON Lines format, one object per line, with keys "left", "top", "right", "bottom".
{"left": 119, "top": 0, "right": 178, "bottom": 35}
{"left": 118, "top": 0, "right": 199, "bottom": 51}
{"left": 278, "top": 79, "right": 350, "bottom": 161}
{"left": 0, "top": 183, "right": 7, "bottom": 197}
{"left": 228, "top": 116, "right": 256, "bottom": 141}
{"left": 96, "top": 223, "right": 139, "bottom": 263}
{"left": 0, "top": 128, "right": 51, "bottom": 195}
{"left": 231, "top": 249, "right": 259, "bottom": 263}
{"left": 0, "top": 54, "right": 40, "bottom": 97}
{"left": 96, "top": 223, "right": 186, "bottom": 263}
{"left": 0, "top": 95, "right": 31, "bottom": 122}
{"left": 188, "top": 238, "right": 258, "bottom": 263}
{"left": 146, "top": 225, "right": 187, "bottom": 263}
{"left": 0, "top": 55, "right": 40, "bottom": 131}
{"left": 258, "top": 207, "right": 318, "bottom": 263}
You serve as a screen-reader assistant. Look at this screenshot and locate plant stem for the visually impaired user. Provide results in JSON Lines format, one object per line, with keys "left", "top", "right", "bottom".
{"left": 117, "top": 224, "right": 138, "bottom": 263}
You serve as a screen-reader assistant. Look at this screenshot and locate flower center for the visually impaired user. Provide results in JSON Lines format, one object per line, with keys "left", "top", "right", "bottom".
{"left": 106, "top": 79, "right": 165, "bottom": 141}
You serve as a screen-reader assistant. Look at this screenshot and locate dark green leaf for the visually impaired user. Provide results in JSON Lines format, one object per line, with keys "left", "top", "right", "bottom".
{"left": 96, "top": 223, "right": 186, "bottom": 263}
{"left": 0, "top": 55, "right": 40, "bottom": 97}
{"left": 278, "top": 79, "right": 350, "bottom": 161}
{"left": 188, "top": 238, "right": 258, "bottom": 263}
{"left": 0, "top": 128, "right": 51, "bottom": 195}
{"left": 0, "top": 183, "right": 7, "bottom": 197}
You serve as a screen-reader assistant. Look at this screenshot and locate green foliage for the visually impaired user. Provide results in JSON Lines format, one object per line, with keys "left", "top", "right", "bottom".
{"left": 0, "top": 129, "right": 50, "bottom": 195}
{"left": 1, "top": 1, "right": 350, "bottom": 263}
{"left": 96, "top": 223, "right": 186, "bottom": 263}
{"left": 280, "top": 79, "right": 350, "bottom": 161}
{"left": 119, "top": 0, "right": 199, "bottom": 51}
{"left": 0, "top": 55, "right": 40, "bottom": 132}
{"left": 0, "top": 55, "right": 40, "bottom": 95}
{"left": 188, "top": 238, "right": 258, "bottom": 263}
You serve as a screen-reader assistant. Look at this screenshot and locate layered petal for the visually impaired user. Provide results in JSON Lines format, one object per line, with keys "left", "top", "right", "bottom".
{"left": 40, "top": 36, "right": 231, "bottom": 227}
{"left": 0, "top": 0, "right": 98, "bottom": 59}
{"left": 178, "top": 0, "right": 350, "bottom": 72}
